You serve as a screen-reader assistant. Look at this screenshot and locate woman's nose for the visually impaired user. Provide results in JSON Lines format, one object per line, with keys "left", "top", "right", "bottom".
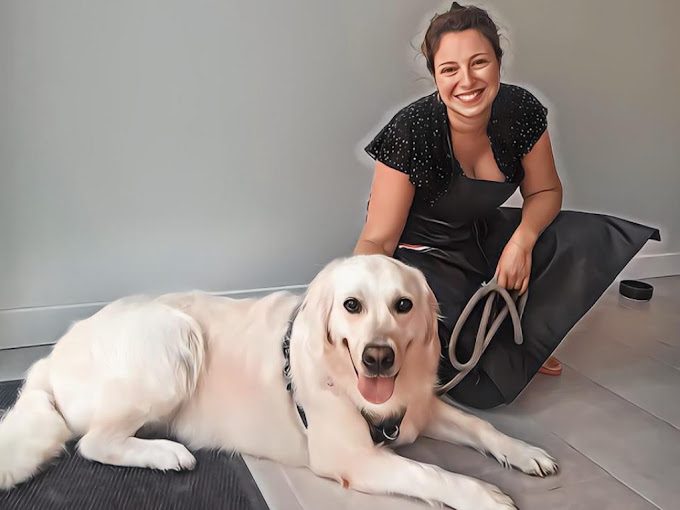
{"left": 459, "top": 68, "right": 474, "bottom": 88}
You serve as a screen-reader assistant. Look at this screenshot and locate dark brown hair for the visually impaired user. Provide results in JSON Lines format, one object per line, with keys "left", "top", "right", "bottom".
{"left": 421, "top": 2, "right": 503, "bottom": 75}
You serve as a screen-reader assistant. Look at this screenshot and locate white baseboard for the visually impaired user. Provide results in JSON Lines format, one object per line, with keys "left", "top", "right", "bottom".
{"left": 0, "top": 284, "right": 307, "bottom": 351}
{"left": 618, "top": 252, "right": 680, "bottom": 280}
{"left": 0, "top": 344, "right": 53, "bottom": 382}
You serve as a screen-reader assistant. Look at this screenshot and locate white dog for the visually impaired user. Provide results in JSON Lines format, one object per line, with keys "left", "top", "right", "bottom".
{"left": 0, "top": 255, "right": 557, "bottom": 509}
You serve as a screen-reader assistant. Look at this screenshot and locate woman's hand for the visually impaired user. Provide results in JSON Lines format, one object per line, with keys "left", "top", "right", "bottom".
{"left": 495, "top": 238, "right": 532, "bottom": 295}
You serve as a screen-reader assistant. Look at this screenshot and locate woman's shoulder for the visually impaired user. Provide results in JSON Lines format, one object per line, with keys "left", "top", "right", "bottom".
{"left": 494, "top": 83, "right": 548, "bottom": 120}
{"left": 365, "top": 91, "right": 444, "bottom": 159}
{"left": 386, "top": 91, "right": 441, "bottom": 129}
{"left": 493, "top": 83, "right": 549, "bottom": 161}
{"left": 364, "top": 91, "right": 450, "bottom": 203}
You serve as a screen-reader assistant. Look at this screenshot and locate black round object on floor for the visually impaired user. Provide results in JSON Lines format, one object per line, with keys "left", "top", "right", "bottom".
{"left": 619, "top": 279, "right": 654, "bottom": 301}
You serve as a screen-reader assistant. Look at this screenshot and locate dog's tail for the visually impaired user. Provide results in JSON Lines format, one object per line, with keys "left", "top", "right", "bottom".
{"left": 0, "top": 358, "right": 73, "bottom": 490}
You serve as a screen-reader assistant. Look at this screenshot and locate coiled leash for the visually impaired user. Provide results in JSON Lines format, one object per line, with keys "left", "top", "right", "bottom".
{"left": 435, "top": 276, "right": 528, "bottom": 395}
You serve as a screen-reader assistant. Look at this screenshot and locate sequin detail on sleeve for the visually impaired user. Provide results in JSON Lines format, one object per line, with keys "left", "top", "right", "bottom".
{"left": 364, "top": 93, "right": 452, "bottom": 205}
{"left": 511, "top": 86, "right": 548, "bottom": 158}
{"left": 487, "top": 84, "right": 549, "bottom": 182}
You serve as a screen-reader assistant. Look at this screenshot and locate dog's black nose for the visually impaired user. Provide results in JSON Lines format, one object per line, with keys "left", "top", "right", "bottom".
{"left": 362, "top": 345, "right": 395, "bottom": 375}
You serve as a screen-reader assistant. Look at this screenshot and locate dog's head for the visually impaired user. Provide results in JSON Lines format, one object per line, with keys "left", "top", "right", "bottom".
{"left": 292, "top": 255, "right": 440, "bottom": 414}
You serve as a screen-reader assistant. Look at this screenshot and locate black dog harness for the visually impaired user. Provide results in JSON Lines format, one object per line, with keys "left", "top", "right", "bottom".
{"left": 281, "top": 306, "right": 404, "bottom": 446}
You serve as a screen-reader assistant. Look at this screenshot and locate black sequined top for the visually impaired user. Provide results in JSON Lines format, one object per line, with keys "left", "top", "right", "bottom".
{"left": 365, "top": 83, "right": 548, "bottom": 205}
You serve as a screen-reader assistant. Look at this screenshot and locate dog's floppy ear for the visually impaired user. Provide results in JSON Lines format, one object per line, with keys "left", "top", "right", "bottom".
{"left": 418, "top": 271, "right": 441, "bottom": 347}
{"left": 292, "top": 258, "right": 344, "bottom": 357}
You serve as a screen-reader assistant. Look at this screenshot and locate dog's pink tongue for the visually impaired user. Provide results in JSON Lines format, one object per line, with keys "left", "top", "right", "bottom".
{"left": 358, "top": 375, "right": 395, "bottom": 404}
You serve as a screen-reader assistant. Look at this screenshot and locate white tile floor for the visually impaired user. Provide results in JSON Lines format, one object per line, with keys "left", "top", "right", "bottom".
{"left": 245, "top": 276, "right": 680, "bottom": 510}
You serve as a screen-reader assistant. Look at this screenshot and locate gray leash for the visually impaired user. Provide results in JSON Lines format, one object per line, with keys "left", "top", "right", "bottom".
{"left": 435, "top": 276, "right": 528, "bottom": 395}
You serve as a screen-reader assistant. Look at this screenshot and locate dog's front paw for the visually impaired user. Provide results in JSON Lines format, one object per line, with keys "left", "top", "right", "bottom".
{"left": 499, "top": 441, "right": 558, "bottom": 477}
{"left": 474, "top": 481, "right": 517, "bottom": 510}
{"left": 146, "top": 440, "right": 197, "bottom": 471}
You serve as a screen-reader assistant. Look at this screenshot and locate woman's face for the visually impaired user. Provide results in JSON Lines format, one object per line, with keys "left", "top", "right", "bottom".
{"left": 433, "top": 29, "right": 500, "bottom": 121}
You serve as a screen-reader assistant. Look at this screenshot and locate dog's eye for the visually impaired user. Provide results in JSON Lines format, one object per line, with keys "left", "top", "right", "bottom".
{"left": 395, "top": 298, "right": 413, "bottom": 314}
{"left": 343, "top": 298, "right": 362, "bottom": 314}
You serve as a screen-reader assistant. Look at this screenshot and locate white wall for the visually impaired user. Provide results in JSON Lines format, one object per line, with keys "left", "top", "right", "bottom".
{"left": 1, "top": 1, "right": 677, "bottom": 367}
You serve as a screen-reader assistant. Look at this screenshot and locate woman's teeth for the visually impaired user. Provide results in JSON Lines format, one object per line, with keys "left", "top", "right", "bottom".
{"left": 456, "top": 89, "right": 483, "bottom": 102}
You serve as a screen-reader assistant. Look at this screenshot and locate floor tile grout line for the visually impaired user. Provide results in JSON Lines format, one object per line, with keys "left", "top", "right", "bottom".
{"left": 243, "top": 460, "right": 306, "bottom": 510}
{"left": 538, "top": 426, "right": 663, "bottom": 510}
{"left": 608, "top": 337, "right": 680, "bottom": 373}
{"left": 561, "top": 361, "right": 680, "bottom": 433}
{"left": 579, "top": 326, "right": 680, "bottom": 373}
{"left": 278, "top": 464, "right": 309, "bottom": 510}
{"left": 541, "top": 362, "right": 672, "bottom": 508}
{"left": 462, "top": 408, "right": 642, "bottom": 494}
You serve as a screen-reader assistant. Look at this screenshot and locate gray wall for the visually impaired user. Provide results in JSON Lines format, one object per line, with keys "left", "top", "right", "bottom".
{"left": 1, "top": 1, "right": 678, "bottom": 370}
{"left": 488, "top": 0, "right": 680, "bottom": 276}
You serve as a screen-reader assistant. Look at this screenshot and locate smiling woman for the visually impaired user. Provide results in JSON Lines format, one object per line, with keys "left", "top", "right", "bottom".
{"left": 354, "top": 2, "right": 660, "bottom": 409}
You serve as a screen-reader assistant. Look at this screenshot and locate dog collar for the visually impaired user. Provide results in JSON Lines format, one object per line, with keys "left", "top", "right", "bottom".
{"left": 281, "top": 305, "right": 403, "bottom": 445}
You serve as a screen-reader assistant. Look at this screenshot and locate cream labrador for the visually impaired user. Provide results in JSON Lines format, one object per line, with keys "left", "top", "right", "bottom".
{"left": 0, "top": 255, "right": 557, "bottom": 509}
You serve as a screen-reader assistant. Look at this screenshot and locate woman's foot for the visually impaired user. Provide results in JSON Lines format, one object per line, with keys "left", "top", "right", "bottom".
{"left": 539, "top": 356, "right": 562, "bottom": 376}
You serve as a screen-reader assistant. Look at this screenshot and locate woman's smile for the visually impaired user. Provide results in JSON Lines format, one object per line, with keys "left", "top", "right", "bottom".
{"left": 455, "top": 88, "right": 485, "bottom": 104}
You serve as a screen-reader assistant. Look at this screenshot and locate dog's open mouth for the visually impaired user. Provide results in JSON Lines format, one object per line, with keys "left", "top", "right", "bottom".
{"left": 344, "top": 338, "right": 397, "bottom": 405}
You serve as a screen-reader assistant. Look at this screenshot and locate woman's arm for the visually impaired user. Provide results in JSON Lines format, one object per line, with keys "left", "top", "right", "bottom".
{"left": 515, "top": 130, "right": 563, "bottom": 247}
{"left": 354, "top": 161, "right": 415, "bottom": 256}
{"left": 496, "top": 130, "right": 562, "bottom": 293}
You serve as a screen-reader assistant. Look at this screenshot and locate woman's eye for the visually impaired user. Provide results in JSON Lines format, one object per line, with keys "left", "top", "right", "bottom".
{"left": 441, "top": 67, "right": 457, "bottom": 75}
{"left": 343, "top": 298, "right": 362, "bottom": 314}
{"left": 473, "top": 59, "right": 488, "bottom": 67}
{"left": 395, "top": 298, "right": 413, "bottom": 314}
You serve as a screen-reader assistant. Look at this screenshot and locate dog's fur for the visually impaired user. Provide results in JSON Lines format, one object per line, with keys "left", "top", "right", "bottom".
{"left": 0, "top": 255, "right": 557, "bottom": 509}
